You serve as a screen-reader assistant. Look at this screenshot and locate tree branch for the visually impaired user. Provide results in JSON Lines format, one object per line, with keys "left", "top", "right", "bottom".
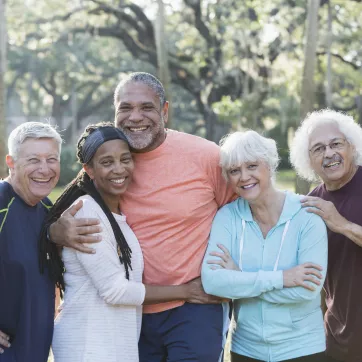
{"left": 317, "top": 51, "right": 361, "bottom": 70}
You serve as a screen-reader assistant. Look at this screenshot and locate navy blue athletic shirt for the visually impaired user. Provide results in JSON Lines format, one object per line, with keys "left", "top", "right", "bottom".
{"left": 0, "top": 181, "right": 54, "bottom": 362}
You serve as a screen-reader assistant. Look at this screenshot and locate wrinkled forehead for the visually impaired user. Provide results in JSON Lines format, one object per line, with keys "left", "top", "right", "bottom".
{"left": 116, "top": 82, "right": 160, "bottom": 105}
{"left": 308, "top": 121, "right": 345, "bottom": 147}
{"left": 17, "top": 137, "right": 60, "bottom": 158}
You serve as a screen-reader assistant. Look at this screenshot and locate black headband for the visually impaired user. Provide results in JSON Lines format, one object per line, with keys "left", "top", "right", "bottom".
{"left": 81, "top": 126, "right": 129, "bottom": 164}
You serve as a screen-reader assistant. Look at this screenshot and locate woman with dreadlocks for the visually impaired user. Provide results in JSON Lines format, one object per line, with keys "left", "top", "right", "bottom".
{"left": 40, "top": 123, "right": 144, "bottom": 362}
{"left": 41, "top": 123, "right": 219, "bottom": 362}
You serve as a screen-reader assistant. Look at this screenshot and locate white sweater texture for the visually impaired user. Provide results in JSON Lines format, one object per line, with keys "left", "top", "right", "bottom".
{"left": 52, "top": 196, "right": 145, "bottom": 362}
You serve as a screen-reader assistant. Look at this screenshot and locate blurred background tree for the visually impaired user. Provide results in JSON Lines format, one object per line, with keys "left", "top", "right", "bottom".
{"left": 3, "top": 0, "right": 362, "bottom": 188}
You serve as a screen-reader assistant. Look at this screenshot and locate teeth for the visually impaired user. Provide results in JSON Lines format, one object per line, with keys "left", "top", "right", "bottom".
{"left": 32, "top": 178, "right": 51, "bottom": 183}
{"left": 242, "top": 184, "right": 256, "bottom": 189}
{"left": 110, "top": 178, "right": 125, "bottom": 184}
{"left": 129, "top": 127, "right": 147, "bottom": 132}
{"left": 326, "top": 161, "right": 340, "bottom": 168}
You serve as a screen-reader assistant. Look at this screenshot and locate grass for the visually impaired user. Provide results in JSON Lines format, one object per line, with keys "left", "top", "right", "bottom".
{"left": 48, "top": 187, "right": 64, "bottom": 203}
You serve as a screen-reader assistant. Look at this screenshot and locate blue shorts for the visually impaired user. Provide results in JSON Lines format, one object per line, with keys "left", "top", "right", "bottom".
{"left": 139, "top": 303, "right": 223, "bottom": 362}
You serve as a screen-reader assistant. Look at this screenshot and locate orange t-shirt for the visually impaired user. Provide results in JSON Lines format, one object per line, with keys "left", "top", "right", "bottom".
{"left": 120, "top": 130, "right": 234, "bottom": 313}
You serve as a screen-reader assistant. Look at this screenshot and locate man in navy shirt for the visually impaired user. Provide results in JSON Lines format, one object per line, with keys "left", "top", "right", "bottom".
{"left": 0, "top": 122, "right": 61, "bottom": 361}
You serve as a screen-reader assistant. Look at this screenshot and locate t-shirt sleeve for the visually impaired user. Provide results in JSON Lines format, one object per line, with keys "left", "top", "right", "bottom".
{"left": 206, "top": 144, "right": 236, "bottom": 208}
{"left": 74, "top": 199, "right": 145, "bottom": 306}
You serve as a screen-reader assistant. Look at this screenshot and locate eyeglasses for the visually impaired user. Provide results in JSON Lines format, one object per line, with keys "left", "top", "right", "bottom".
{"left": 309, "top": 138, "right": 347, "bottom": 158}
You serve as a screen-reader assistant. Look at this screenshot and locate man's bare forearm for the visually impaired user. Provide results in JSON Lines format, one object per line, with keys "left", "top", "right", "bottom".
{"left": 143, "top": 285, "right": 188, "bottom": 305}
{"left": 338, "top": 221, "right": 362, "bottom": 247}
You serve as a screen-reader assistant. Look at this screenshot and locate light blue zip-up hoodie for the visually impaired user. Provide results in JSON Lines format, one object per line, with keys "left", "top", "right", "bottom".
{"left": 201, "top": 191, "right": 328, "bottom": 362}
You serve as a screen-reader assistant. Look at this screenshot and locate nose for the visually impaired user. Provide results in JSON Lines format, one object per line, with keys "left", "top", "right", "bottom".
{"left": 128, "top": 107, "right": 143, "bottom": 123}
{"left": 324, "top": 145, "right": 336, "bottom": 158}
{"left": 113, "top": 161, "right": 126, "bottom": 174}
{"left": 38, "top": 159, "right": 51, "bottom": 174}
{"left": 238, "top": 170, "right": 251, "bottom": 182}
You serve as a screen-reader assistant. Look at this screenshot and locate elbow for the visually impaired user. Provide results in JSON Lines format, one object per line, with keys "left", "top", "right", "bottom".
{"left": 99, "top": 280, "right": 144, "bottom": 306}
{"left": 99, "top": 288, "right": 126, "bottom": 305}
{"left": 299, "top": 285, "right": 324, "bottom": 301}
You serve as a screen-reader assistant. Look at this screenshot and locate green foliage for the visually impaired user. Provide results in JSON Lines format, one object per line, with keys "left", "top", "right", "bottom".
{"left": 58, "top": 146, "right": 81, "bottom": 187}
{"left": 5, "top": 0, "right": 362, "bottom": 152}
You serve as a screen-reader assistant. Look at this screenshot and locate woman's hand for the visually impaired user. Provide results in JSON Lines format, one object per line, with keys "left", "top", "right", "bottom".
{"left": 207, "top": 244, "right": 240, "bottom": 271}
{"left": 283, "top": 263, "right": 323, "bottom": 291}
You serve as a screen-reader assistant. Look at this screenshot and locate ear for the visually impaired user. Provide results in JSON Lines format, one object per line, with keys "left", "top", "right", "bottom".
{"left": 83, "top": 164, "right": 95, "bottom": 180}
{"left": 5, "top": 155, "right": 15, "bottom": 171}
{"left": 161, "top": 101, "right": 169, "bottom": 125}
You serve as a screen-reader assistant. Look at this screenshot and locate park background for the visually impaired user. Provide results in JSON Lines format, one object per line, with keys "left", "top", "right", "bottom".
{"left": 0, "top": 0, "right": 361, "bottom": 360}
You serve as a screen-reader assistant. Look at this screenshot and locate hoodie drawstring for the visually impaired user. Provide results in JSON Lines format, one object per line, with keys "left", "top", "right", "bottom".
{"left": 238, "top": 220, "right": 290, "bottom": 272}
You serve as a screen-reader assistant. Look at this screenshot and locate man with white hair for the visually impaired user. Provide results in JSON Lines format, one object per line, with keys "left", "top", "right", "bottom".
{"left": 290, "top": 109, "right": 362, "bottom": 362}
{"left": 0, "top": 122, "right": 61, "bottom": 361}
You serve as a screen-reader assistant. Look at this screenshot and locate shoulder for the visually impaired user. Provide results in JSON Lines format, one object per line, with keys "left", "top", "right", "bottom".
{"left": 215, "top": 198, "right": 244, "bottom": 220}
{"left": 0, "top": 181, "right": 15, "bottom": 209}
{"left": 72, "top": 195, "right": 105, "bottom": 220}
{"left": 293, "top": 205, "right": 327, "bottom": 235}
{"left": 167, "top": 130, "right": 220, "bottom": 155}
{"left": 0, "top": 181, "right": 17, "bottom": 233}
{"left": 40, "top": 197, "right": 53, "bottom": 211}
{"left": 308, "top": 183, "right": 324, "bottom": 197}
{"left": 282, "top": 191, "right": 326, "bottom": 232}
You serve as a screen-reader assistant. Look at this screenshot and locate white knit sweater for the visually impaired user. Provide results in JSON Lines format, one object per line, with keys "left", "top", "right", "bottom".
{"left": 52, "top": 195, "right": 145, "bottom": 362}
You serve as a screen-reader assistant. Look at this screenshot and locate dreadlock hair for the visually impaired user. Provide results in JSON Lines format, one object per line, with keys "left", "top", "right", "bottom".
{"left": 39, "top": 122, "right": 133, "bottom": 295}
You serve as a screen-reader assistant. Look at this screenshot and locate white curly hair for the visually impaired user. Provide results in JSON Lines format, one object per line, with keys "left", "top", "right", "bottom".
{"left": 290, "top": 109, "right": 362, "bottom": 181}
{"left": 219, "top": 130, "right": 280, "bottom": 181}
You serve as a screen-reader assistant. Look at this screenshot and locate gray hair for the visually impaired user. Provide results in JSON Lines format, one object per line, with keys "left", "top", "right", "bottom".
{"left": 8, "top": 122, "right": 62, "bottom": 160}
{"left": 219, "top": 130, "right": 280, "bottom": 180}
{"left": 290, "top": 109, "right": 362, "bottom": 181}
{"left": 114, "top": 72, "right": 166, "bottom": 107}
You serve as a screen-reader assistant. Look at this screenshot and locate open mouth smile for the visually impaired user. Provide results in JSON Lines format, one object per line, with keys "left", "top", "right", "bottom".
{"left": 241, "top": 183, "right": 257, "bottom": 189}
{"left": 31, "top": 177, "right": 52, "bottom": 184}
{"left": 110, "top": 177, "right": 126, "bottom": 185}
{"left": 127, "top": 126, "right": 149, "bottom": 132}
{"left": 324, "top": 161, "right": 341, "bottom": 168}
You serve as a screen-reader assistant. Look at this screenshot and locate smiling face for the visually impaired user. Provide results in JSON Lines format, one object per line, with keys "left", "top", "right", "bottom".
{"left": 84, "top": 139, "right": 134, "bottom": 212}
{"left": 6, "top": 138, "right": 60, "bottom": 206}
{"left": 114, "top": 82, "right": 168, "bottom": 153}
{"left": 308, "top": 122, "right": 357, "bottom": 189}
{"left": 227, "top": 160, "right": 272, "bottom": 203}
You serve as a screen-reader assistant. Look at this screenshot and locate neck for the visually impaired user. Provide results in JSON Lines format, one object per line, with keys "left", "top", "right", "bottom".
{"left": 249, "top": 187, "right": 285, "bottom": 227}
{"left": 93, "top": 182, "right": 120, "bottom": 214}
{"left": 131, "top": 130, "right": 167, "bottom": 154}
{"left": 5, "top": 175, "right": 38, "bottom": 206}
{"left": 324, "top": 165, "right": 358, "bottom": 191}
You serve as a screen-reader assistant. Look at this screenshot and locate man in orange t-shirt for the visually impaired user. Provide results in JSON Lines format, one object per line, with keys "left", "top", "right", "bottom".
{"left": 50, "top": 72, "right": 234, "bottom": 362}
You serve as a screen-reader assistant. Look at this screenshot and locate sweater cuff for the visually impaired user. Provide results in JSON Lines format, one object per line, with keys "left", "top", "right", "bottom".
{"left": 261, "top": 270, "right": 283, "bottom": 291}
{"left": 126, "top": 281, "right": 146, "bottom": 306}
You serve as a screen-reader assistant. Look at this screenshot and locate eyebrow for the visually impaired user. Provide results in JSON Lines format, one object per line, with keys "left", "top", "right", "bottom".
{"left": 310, "top": 137, "right": 344, "bottom": 148}
{"left": 99, "top": 152, "right": 131, "bottom": 160}
{"left": 118, "top": 101, "right": 156, "bottom": 107}
{"left": 26, "top": 153, "right": 59, "bottom": 158}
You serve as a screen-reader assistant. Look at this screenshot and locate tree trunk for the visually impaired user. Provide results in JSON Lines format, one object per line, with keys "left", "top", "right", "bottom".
{"left": 325, "top": 0, "right": 333, "bottom": 108}
{"left": 295, "top": 0, "right": 321, "bottom": 194}
{"left": 52, "top": 96, "right": 65, "bottom": 131}
{"left": 0, "top": 0, "right": 7, "bottom": 178}
{"left": 155, "top": 0, "right": 173, "bottom": 128}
